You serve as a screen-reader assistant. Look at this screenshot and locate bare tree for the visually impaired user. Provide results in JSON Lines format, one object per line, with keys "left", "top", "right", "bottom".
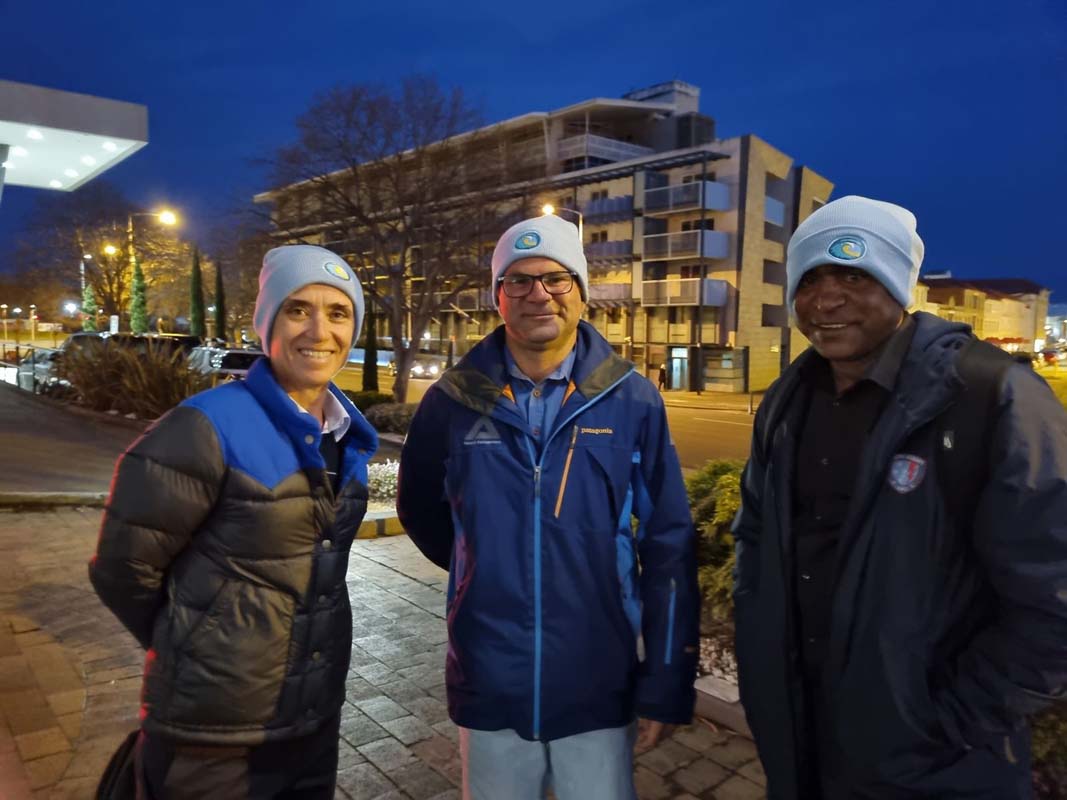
{"left": 11, "top": 181, "right": 193, "bottom": 326}
{"left": 266, "top": 76, "right": 521, "bottom": 402}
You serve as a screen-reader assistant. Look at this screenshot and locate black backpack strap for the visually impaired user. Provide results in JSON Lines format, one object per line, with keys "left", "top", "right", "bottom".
{"left": 937, "top": 338, "right": 1014, "bottom": 529}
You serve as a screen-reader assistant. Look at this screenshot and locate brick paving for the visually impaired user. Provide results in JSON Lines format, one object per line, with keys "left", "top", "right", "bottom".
{"left": 0, "top": 507, "right": 765, "bottom": 799}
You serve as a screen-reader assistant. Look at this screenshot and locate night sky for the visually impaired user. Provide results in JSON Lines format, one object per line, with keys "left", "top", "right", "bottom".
{"left": 1, "top": 0, "right": 1064, "bottom": 295}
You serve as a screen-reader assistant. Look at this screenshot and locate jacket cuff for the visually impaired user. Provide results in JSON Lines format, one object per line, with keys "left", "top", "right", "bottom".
{"left": 634, "top": 671, "right": 696, "bottom": 724}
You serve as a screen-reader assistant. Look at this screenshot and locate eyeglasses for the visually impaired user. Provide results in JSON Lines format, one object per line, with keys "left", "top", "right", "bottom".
{"left": 497, "top": 271, "right": 575, "bottom": 299}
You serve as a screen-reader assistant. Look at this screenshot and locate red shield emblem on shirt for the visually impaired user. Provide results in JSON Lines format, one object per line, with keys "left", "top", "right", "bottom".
{"left": 887, "top": 454, "right": 927, "bottom": 494}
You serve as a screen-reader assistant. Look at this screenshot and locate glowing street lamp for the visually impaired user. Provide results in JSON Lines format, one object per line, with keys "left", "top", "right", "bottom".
{"left": 541, "top": 203, "right": 583, "bottom": 240}
{"left": 103, "top": 244, "right": 118, "bottom": 256}
{"left": 127, "top": 208, "right": 179, "bottom": 269}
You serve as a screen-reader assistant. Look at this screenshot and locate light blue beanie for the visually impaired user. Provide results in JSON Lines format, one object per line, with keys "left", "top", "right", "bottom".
{"left": 491, "top": 214, "right": 589, "bottom": 308}
{"left": 253, "top": 245, "right": 364, "bottom": 352}
{"left": 785, "top": 195, "right": 924, "bottom": 311}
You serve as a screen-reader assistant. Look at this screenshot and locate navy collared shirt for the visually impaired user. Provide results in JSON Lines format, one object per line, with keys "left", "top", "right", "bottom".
{"left": 504, "top": 347, "right": 576, "bottom": 446}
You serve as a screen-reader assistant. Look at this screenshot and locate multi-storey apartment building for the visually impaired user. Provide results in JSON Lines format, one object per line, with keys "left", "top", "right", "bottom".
{"left": 256, "top": 80, "right": 833, "bottom": 391}
{"left": 922, "top": 277, "right": 1051, "bottom": 351}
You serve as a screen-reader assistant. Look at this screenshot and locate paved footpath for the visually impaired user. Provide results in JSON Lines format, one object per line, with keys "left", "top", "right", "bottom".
{"left": 0, "top": 507, "right": 766, "bottom": 800}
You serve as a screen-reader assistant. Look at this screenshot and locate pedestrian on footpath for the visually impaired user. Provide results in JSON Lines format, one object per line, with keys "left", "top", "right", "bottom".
{"left": 732, "top": 195, "right": 1067, "bottom": 799}
{"left": 90, "top": 245, "right": 378, "bottom": 799}
{"left": 658, "top": 363, "right": 667, "bottom": 391}
{"left": 397, "top": 213, "right": 699, "bottom": 800}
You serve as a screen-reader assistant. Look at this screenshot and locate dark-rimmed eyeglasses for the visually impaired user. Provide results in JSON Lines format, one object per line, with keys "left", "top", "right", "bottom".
{"left": 497, "top": 271, "right": 575, "bottom": 299}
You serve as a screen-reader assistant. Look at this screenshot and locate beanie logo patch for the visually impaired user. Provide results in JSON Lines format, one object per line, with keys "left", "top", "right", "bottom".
{"left": 515, "top": 231, "right": 541, "bottom": 250}
{"left": 828, "top": 236, "right": 866, "bottom": 261}
{"left": 323, "top": 262, "right": 351, "bottom": 281}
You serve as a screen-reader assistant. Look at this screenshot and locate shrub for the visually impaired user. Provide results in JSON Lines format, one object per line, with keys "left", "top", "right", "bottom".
{"left": 687, "top": 459, "right": 745, "bottom": 624}
{"left": 367, "top": 459, "right": 399, "bottom": 503}
{"left": 1033, "top": 705, "right": 1067, "bottom": 798}
{"left": 365, "top": 402, "right": 418, "bottom": 435}
{"left": 343, "top": 390, "right": 394, "bottom": 413}
{"left": 56, "top": 340, "right": 209, "bottom": 419}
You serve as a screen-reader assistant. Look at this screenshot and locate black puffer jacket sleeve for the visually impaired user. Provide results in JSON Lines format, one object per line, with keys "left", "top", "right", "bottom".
{"left": 936, "top": 364, "right": 1067, "bottom": 745}
{"left": 89, "top": 405, "right": 225, "bottom": 648}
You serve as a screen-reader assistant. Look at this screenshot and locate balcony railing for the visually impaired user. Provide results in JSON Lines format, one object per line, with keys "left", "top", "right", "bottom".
{"left": 588, "top": 283, "right": 632, "bottom": 302}
{"left": 586, "top": 239, "right": 633, "bottom": 260}
{"left": 641, "top": 278, "right": 728, "bottom": 307}
{"left": 434, "top": 288, "right": 492, "bottom": 311}
{"left": 644, "top": 181, "right": 730, "bottom": 215}
{"left": 581, "top": 195, "right": 633, "bottom": 221}
{"left": 558, "top": 134, "right": 654, "bottom": 163}
{"left": 642, "top": 230, "right": 729, "bottom": 261}
{"left": 508, "top": 138, "right": 545, "bottom": 164}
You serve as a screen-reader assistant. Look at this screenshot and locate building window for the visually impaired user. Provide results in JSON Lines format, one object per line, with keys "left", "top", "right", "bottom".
{"left": 590, "top": 189, "right": 608, "bottom": 202}
{"left": 681, "top": 219, "right": 715, "bottom": 231}
{"left": 589, "top": 230, "right": 608, "bottom": 244}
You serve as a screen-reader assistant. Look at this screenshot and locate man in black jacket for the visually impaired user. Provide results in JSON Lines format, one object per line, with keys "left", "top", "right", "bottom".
{"left": 90, "top": 245, "right": 378, "bottom": 799}
{"left": 733, "top": 195, "right": 1067, "bottom": 798}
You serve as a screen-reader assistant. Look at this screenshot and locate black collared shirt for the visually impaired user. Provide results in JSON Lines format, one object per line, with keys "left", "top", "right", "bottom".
{"left": 792, "top": 315, "right": 915, "bottom": 678}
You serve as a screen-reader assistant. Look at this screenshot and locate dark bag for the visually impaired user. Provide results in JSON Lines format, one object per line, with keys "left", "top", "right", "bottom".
{"left": 95, "top": 729, "right": 140, "bottom": 800}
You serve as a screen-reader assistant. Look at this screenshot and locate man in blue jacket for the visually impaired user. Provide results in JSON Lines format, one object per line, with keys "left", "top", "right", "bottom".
{"left": 397, "top": 213, "right": 698, "bottom": 800}
{"left": 733, "top": 196, "right": 1067, "bottom": 798}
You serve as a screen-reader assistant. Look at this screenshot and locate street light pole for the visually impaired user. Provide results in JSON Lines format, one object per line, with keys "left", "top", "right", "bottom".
{"left": 0, "top": 304, "right": 7, "bottom": 341}
{"left": 541, "top": 204, "right": 583, "bottom": 241}
{"left": 80, "top": 253, "right": 91, "bottom": 295}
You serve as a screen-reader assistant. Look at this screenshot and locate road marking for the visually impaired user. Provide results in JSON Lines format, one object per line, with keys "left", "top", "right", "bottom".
{"left": 692, "top": 417, "right": 753, "bottom": 427}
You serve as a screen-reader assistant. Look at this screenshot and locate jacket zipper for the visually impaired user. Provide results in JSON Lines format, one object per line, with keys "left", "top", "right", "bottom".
{"left": 664, "top": 577, "right": 677, "bottom": 665}
{"left": 553, "top": 425, "right": 579, "bottom": 518}
{"left": 528, "top": 367, "right": 634, "bottom": 740}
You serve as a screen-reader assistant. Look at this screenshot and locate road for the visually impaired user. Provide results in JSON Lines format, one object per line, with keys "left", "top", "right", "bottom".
{"left": 665, "top": 406, "right": 753, "bottom": 469}
{"left": 336, "top": 367, "right": 753, "bottom": 469}
{"left": 2, "top": 363, "right": 750, "bottom": 493}
{"left": 0, "top": 383, "right": 143, "bottom": 493}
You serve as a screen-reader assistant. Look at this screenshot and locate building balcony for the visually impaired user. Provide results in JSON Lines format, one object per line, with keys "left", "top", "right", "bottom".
{"left": 581, "top": 195, "right": 633, "bottom": 221}
{"left": 434, "top": 288, "right": 493, "bottom": 312}
{"left": 765, "top": 196, "right": 786, "bottom": 226}
{"left": 508, "top": 138, "right": 545, "bottom": 164}
{"left": 641, "top": 277, "right": 728, "bottom": 307}
{"left": 587, "top": 282, "right": 632, "bottom": 308}
{"left": 558, "top": 134, "right": 654, "bottom": 164}
{"left": 586, "top": 239, "right": 633, "bottom": 262}
{"left": 644, "top": 181, "right": 731, "bottom": 216}
{"left": 643, "top": 230, "right": 729, "bottom": 261}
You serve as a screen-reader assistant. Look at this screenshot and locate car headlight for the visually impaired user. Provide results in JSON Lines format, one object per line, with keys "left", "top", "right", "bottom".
{"left": 412, "top": 365, "right": 424, "bottom": 375}
{"left": 429, "top": 364, "right": 440, "bottom": 375}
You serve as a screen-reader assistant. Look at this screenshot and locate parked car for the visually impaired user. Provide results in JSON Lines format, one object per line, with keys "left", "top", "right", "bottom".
{"left": 188, "top": 346, "right": 263, "bottom": 383}
{"left": 16, "top": 348, "right": 59, "bottom": 393}
{"left": 388, "top": 353, "right": 447, "bottom": 379}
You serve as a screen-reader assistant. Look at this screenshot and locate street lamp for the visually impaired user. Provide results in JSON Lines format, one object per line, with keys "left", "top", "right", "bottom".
{"left": 103, "top": 244, "right": 118, "bottom": 256}
{"left": 127, "top": 208, "right": 178, "bottom": 270}
{"left": 29, "top": 304, "right": 37, "bottom": 342}
{"left": 64, "top": 302, "right": 78, "bottom": 316}
{"left": 12, "top": 307, "right": 21, "bottom": 344}
{"left": 541, "top": 203, "right": 583, "bottom": 241}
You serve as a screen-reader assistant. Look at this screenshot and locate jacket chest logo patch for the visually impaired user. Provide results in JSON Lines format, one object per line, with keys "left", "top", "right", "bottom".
{"left": 464, "top": 416, "right": 502, "bottom": 445}
{"left": 887, "top": 454, "right": 926, "bottom": 494}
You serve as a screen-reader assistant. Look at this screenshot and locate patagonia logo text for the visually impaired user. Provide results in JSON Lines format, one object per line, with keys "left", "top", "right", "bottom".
{"left": 580, "top": 427, "right": 613, "bottom": 435}
{"left": 464, "top": 416, "right": 501, "bottom": 445}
